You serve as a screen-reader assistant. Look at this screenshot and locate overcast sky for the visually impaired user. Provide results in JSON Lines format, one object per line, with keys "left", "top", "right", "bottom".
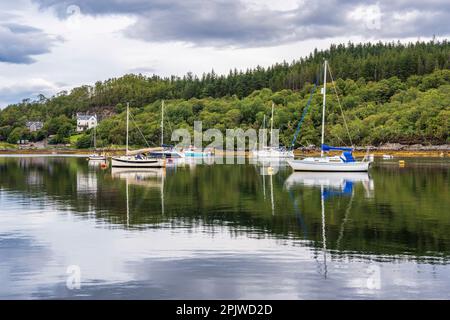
{"left": 0, "top": 0, "right": 449, "bottom": 107}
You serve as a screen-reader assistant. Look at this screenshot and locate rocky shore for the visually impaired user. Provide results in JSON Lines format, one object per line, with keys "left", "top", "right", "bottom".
{"left": 298, "top": 143, "right": 450, "bottom": 152}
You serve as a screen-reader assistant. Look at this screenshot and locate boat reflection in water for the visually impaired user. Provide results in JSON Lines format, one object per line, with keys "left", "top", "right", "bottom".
{"left": 284, "top": 171, "right": 375, "bottom": 278}
{"left": 111, "top": 167, "right": 166, "bottom": 226}
{"left": 285, "top": 171, "right": 374, "bottom": 198}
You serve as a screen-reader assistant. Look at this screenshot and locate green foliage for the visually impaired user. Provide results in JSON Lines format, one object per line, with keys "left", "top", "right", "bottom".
{"left": 7, "top": 127, "right": 28, "bottom": 144}
{"left": 75, "top": 134, "right": 92, "bottom": 149}
{"left": 0, "top": 41, "right": 449, "bottom": 147}
{"left": 44, "top": 115, "right": 73, "bottom": 136}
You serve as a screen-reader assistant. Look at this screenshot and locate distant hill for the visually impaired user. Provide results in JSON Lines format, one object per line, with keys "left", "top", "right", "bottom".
{"left": 0, "top": 40, "right": 449, "bottom": 147}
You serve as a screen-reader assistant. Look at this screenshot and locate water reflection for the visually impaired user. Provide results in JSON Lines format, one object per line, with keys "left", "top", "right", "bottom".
{"left": 111, "top": 167, "right": 166, "bottom": 226}
{"left": 284, "top": 172, "right": 375, "bottom": 279}
{"left": 285, "top": 172, "right": 374, "bottom": 198}
{"left": 0, "top": 156, "right": 449, "bottom": 299}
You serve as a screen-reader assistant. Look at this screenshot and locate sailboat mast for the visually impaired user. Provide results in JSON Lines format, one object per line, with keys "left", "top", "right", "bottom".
{"left": 161, "top": 100, "right": 164, "bottom": 146}
{"left": 93, "top": 120, "right": 96, "bottom": 150}
{"left": 126, "top": 102, "right": 129, "bottom": 155}
{"left": 270, "top": 102, "right": 274, "bottom": 147}
{"left": 321, "top": 60, "right": 328, "bottom": 157}
{"left": 263, "top": 114, "right": 266, "bottom": 148}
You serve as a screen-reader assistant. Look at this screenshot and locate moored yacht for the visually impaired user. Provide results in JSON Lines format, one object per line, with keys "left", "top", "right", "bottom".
{"left": 288, "top": 60, "right": 371, "bottom": 172}
{"left": 111, "top": 103, "right": 165, "bottom": 168}
{"left": 252, "top": 103, "right": 294, "bottom": 159}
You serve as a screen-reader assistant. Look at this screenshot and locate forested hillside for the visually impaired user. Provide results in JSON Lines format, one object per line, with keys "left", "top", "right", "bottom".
{"left": 0, "top": 40, "right": 449, "bottom": 148}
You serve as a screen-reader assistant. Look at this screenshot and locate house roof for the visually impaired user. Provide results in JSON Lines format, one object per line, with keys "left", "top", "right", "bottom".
{"left": 25, "top": 121, "right": 43, "bottom": 126}
{"left": 77, "top": 114, "right": 97, "bottom": 121}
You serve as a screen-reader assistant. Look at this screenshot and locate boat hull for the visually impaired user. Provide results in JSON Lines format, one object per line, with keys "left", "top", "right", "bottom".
{"left": 111, "top": 156, "right": 165, "bottom": 168}
{"left": 252, "top": 150, "right": 294, "bottom": 158}
{"left": 88, "top": 156, "right": 106, "bottom": 161}
{"left": 287, "top": 160, "right": 370, "bottom": 172}
{"left": 183, "top": 151, "right": 213, "bottom": 157}
{"left": 149, "top": 150, "right": 184, "bottom": 158}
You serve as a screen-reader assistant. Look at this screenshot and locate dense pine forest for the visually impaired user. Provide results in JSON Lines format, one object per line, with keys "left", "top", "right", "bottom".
{"left": 0, "top": 40, "right": 449, "bottom": 148}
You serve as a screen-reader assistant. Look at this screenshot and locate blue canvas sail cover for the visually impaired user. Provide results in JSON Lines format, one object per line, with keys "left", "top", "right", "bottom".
{"left": 321, "top": 144, "right": 353, "bottom": 152}
{"left": 341, "top": 151, "right": 355, "bottom": 163}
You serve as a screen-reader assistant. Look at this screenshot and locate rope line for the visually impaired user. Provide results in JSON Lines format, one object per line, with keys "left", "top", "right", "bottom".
{"left": 328, "top": 65, "right": 353, "bottom": 147}
{"left": 290, "top": 82, "right": 318, "bottom": 149}
{"left": 129, "top": 111, "right": 153, "bottom": 148}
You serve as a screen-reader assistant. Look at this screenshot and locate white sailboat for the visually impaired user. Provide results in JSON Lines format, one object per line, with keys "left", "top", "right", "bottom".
{"left": 252, "top": 102, "right": 294, "bottom": 158}
{"left": 288, "top": 60, "right": 372, "bottom": 172}
{"left": 88, "top": 118, "right": 106, "bottom": 161}
{"left": 111, "top": 103, "right": 166, "bottom": 168}
{"left": 149, "top": 100, "right": 185, "bottom": 159}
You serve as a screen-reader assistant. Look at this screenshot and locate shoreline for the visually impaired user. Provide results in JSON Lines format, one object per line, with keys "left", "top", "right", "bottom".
{"left": 0, "top": 148, "right": 448, "bottom": 158}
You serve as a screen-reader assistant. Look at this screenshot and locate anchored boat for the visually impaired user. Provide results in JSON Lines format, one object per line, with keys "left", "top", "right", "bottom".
{"left": 252, "top": 103, "right": 294, "bottom": 159}
{"left": 88, "top": 119, "right": 106, "bottom": 161}
{"left": 183, "top": 146, "right": 213, "bottom": 157}
{"left": 148, "top": 100, "right": 184, "bottom": 159}
{"left": 111, "top": 103, "right": 165, "bottom": 168}
{"left": 288, "top": 60, "right": 372, "bottom": 172}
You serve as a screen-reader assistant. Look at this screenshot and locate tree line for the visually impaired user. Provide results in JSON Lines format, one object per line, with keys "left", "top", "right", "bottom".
{"left": 0, "top": 40, "right": 448, "bottom": 148}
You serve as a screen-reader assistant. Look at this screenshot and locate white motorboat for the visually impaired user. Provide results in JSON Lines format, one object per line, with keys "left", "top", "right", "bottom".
{"left": 288, "top": 60, "right": 371, "bottom": 172}
{"left": 111, "top": 103, "right": 165, "bottom": 168}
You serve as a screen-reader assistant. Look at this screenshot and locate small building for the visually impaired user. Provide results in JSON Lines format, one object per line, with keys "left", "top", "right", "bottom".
{"left": 76, "top": 114, "right": 97, "bottom": 132}
{"left": 25, "top": 121, "right": 44, "bottom": 132}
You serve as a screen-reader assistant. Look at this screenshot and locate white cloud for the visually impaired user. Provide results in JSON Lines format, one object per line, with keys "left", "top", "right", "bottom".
{"left": 0, "top": 0, "right": 448, "bottom": 108}
{"left": 0, "top": 78, "right": 61, "bottom": 106}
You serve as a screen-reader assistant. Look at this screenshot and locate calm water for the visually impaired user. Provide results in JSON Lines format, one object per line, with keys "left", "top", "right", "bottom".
{"left": 0, "top": 156, "right": 449, "bottom": 299}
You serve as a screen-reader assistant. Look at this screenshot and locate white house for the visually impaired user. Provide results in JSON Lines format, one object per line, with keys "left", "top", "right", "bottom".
{"left": 76, "top": 114, "right": 98, "bottom": 132}
{"left": 25, "top": 121, "right": 44, "bottom": 132}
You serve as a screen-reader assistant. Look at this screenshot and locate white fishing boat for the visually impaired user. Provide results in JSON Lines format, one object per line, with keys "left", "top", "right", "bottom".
{"left": 111, "top": 103, "right": 165, "bottom": 168}
{"left": 88, "top": 120, "right": 106, "bottom": 161}
{"left": 288, "top": 60, "right": 372, "bottom": 172}
{"left": 252, "top": 103, "right": 294, "bottom": 159}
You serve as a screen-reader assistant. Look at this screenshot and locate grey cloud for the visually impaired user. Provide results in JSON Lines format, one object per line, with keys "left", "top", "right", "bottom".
{"left": 0, "top": 23, "right": 61, "bottom": 64}
{"left": 34, "top": 0, "right": 450, "bottom": 47}
{"left": 127, "top": 66, "right": 158, "bottom": 74}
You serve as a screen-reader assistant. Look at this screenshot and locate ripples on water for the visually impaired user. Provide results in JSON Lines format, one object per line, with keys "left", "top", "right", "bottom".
{"left": 0, "top": 156, "right": 449, "bottom": 299}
